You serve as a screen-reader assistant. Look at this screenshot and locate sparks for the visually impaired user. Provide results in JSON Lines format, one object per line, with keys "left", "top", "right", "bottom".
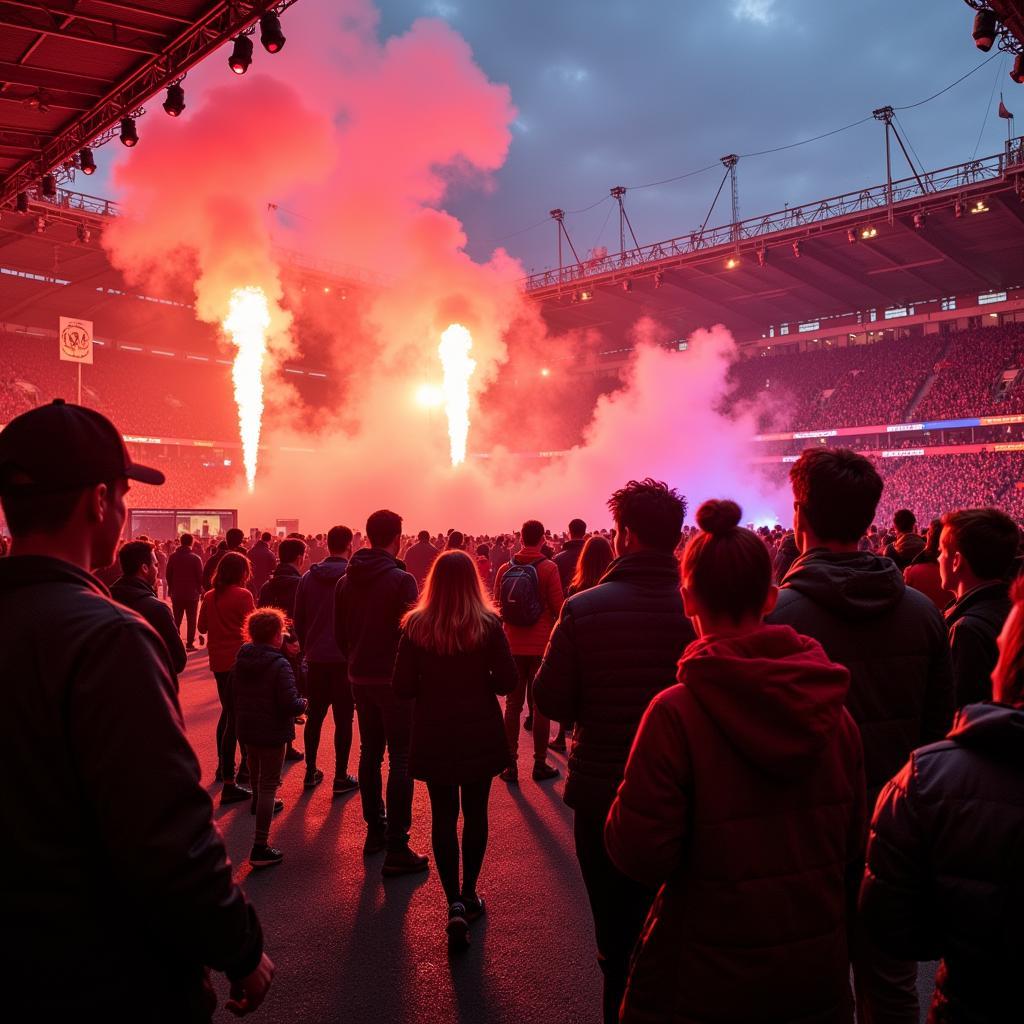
{"left": 223, "top": 286, "right": 271, "bottom": 492}
{"left": 438, "top": 323, "right": 476, "bottom": 467}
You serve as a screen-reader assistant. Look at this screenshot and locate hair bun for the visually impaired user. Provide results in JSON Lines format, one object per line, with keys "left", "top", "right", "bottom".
{"left": 696, "top": 499, "right": 742, "bottom": 537}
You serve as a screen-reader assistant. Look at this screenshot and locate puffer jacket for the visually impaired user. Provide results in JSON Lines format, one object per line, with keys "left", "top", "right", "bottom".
{"left": 293, "top": 557, "right": 347, "bottom": 664}
{"left": 861, "top": 702, "right": 1024, "bottom": 1024}
{"left": 534, "top": 550, "right": 695, "bottom": 815}
{"left": 257, "top": 562, "right": 302, "bottom": 618}
{"left": 232, "top": 642, "right": 307, "bottom": 747}
{"left": 493, "top": 545, "right": 565, "bottom": 656}
{"left": 606, "top": 625, "right": 865, "bottom": 1024}
{"left": 944, "top": 581, "right": 1011, "bottom": 708}
{"left": 767, "top": 548, "right": 954, "bottom": 800}
{"left": 392, "top": 618, "right": 518, "bottom": 784}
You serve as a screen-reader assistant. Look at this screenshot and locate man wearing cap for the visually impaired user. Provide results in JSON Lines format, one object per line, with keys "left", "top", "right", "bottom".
{"left": 0, "top": 400, "right": 272, "bottom": 1021}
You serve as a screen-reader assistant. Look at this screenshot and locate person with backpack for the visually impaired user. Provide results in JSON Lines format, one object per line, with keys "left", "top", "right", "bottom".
{"left": 392, "top": 550, "right": 518, "bottom": 947}
{"left": 493, "top": 518, "right": 564, "bottom": 783}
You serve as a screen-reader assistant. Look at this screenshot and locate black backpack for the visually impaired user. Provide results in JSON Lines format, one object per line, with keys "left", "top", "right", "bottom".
{"left": 498, "top": 558, "right": 545, "bottom": 627}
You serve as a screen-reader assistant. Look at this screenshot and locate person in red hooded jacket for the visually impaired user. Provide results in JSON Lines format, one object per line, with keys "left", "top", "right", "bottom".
{"left": 605, "top": 499, "right": 866, "bottom": 1024}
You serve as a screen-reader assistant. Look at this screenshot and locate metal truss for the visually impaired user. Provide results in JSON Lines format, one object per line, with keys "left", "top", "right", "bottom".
{"left": 2, "top": 0, "right": 301, "bottom": 206}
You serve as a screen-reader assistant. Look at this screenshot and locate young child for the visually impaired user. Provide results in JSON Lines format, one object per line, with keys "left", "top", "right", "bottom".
{"left": 233, "top": 607, "right": 308, "bottom": 868}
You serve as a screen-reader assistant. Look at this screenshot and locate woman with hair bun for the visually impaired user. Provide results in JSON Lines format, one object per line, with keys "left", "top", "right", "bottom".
{"left": 605, "top": 498, "right": 866, "bottom": 1023}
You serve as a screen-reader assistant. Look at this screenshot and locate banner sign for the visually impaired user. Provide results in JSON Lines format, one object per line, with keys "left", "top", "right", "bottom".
{"left": 58, "top": 317, "right": 94, "bottom": 364}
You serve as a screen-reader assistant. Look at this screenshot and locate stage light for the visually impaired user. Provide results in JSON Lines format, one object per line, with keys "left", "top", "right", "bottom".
{"left": 653, "top": 271, "right": 664, "bottom": 288}
{"left": 79, "top": 147, "right": 96, "bottom": 175}
{"left": 971, "top": 198, "right": 990, "bottom": 214}
{"left": 621, "top": 279, "right": 632, "bottom": 292}
{"left": 1012, "top": 54, "right": 1024, "bottom": 85}
{"left": 40, "top": 173, "right": 56, "bottom": 198}
{"left": 163, "top": 83, "right": 185, "bottom": 117}
{"left": 847, "top": 228, "right": 857, "bottom": 244}
{"left": 540, "top": 367, "right": 551, "bottom": 377}
{"left": 260, "top": 12, "right": 286, "bottom": 53}
{"left": 791, "top": 240, "right": 801, "bottom": 258}
{"left": 15, "top": 192, "right": 28, "bottom": 213}
{"left": 757, "top": 248, "right": 767, "bottom": 267}
{"left": 120, "top": 116, "right": 138, "bottom": 147}
{"left": 913, "top": 212, "right": 926, "bottom": 230}
{"left": 579, "top": 289, "right": 593, "bottom": 301}
{"left": 973, "top": 9, "right": 997, "bottom": 52}
{"left": 860, "top": 226, "right": 878, "bottom": 239}
{"left": 77, "top": 224, "right": 91, "bottom": 243}
{"left": 35, "top": 215, "right": 46, "bottom": 233}
{"left": 228, "top": 35, "right": 253, "bottom": 74}
{"left": 724, "top": 255, "right": 740, "bottom": 270}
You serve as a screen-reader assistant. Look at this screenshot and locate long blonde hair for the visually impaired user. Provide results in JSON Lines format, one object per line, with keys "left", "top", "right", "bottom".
{"left": 402, "top": 549, "right": 499, "bottom": 655}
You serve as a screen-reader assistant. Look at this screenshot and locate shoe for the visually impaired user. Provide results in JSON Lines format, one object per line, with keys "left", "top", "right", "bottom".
{"left": 250, "top": 844, "right": 284, "bottom": 868}
{"left": 186, "top": 644, "right": 196, "bottom": 652}
{"left": 250, "top": 798, "right": 284, "bottom": 815}
{"left": 294, "top": 715, "right": 306, "bottom": 725}
{"left": 332, "top": 773, "right": 358, "bottom": 795}
{"left": 285, "top": 745, "right": 304, "bottom": 762}
{"left": 461, "top": 894, "right": 486, "bottom": 923}
{"left": 236, "top": 772, "right": 251, "bottom": 787}
{"left": 446, "top": 902, "right": 469, "bottom": 948}
{"left": 549, "top": 732, "right": 567, "bottom": 753}
{"left": 532, "top": 761, "right": 560, "bottom": 782}
{"left": 220, "top": 782, "right": 252, "bottom": 805}
{"left": 363, "top": 828, "right": 387, "bottom": 856}
{"left": 304, "top": 769, "right": 324, "bottom": 790}
{"left": 198, "top": 635, "right": 205, "bottom": 647}
{"left": 382, "top": 845, "right": 430, "bottom": 877}
{"left": 499, "top": 765, "right": 518, "bottom": 785}
{"left": 523, "top": 715, "right": 533, "bottom": 732}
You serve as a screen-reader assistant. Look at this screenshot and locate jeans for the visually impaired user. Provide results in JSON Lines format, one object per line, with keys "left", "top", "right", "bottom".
{"left": 246, "top": 744, "right": 285, "bottom": 846}
{"left": 425, "top": 779, "right": 492, "bottom": 903}
{"left": 504, "top": 655, "right": 550, "bottom": 762}
{"left": 352, "top": 681, "right": 414, "bottom": 852}
{"left": 304, "top": 662, "right": 354, "bottom": 776}
{"left": 172, "top": 597, "right": 199, "bottom": 647}
{"left": 214, "top": 670, "right": 242, "bottom": 782}
{"left": 573, "top": 807, "right": 657, "bottom": 1024}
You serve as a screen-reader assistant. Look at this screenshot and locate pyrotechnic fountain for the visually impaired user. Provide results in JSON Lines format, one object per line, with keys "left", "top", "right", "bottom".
{"left": 438, "top": 323, "right": 476, "bottom": 466}
{"left": 223, "top": 286, "right": 271, "bottom": 491}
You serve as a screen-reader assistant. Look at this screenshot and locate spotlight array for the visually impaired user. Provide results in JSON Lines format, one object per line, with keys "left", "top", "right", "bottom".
{"left": 78, "top": 147, "right": 96, "bottom": 175}
{"left": 119, "top": 115, "right": 138, "bottom": 147}
{"left": 260, "top": 12, "right": 286, "bottom": 53}
{"left": 973, "top": 9, "right": 998, "bottom": 51}
{"left": 163, "top": 82, "right": 185, "bottom": 117}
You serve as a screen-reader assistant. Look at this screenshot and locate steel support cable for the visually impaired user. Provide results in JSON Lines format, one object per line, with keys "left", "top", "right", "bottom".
{"left": 970, "top": 52, "right": 1005, "bottom": 159}
{"left": 894, "top": 50, "right": 999, "bottom": 110}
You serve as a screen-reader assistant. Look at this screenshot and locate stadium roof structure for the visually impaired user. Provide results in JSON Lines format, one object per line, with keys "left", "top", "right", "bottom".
{"left": 529, "top": 139, "right": 1024, "bottom": 344}
{"left": 0, "top": 1, "right": 296, "bottom": 204}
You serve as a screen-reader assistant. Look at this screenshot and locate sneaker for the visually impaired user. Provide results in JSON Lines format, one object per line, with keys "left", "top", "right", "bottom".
{"left": 198, "top": 635, "right": 205, "bottom": 647}
{"left": 332, "top": 773, "right": 358, "bottom": 795}
{"left": 446, "top": 902, "right": 469, "bottom": 948}
{"left": 186, "top": 644, "right": 196, "bottom": 652}
{"left": 285, "top": 744, "right": 304, "bottom": 763}
{"left": 499, "top": 765, "right": 518, "bottom": 785}
{"left": 549, "top": 732, "right": 567, "bottom": 753}
{"left": 523, "top": 715, "right": 533, "bottom": 732}
{"left": 382, "top": 845, "right": 430, "bottom": 877}
{"left": 220, "top": 782, "right": 252, "bottom": 805}
{"left": 461, "top": 894, "right": 486, "bottom": 923}
{"left": 304, "top": 769, "right": 324, "bottom": 790}
{"left": 250, "top": 798, "right": 284, "bottom": 815}
{"left": 250, "top": 844, "right": 284, "bottom": 868}
{"left": 363, "top": 828, "right": 387, "bottom": 856}
{"left": 532, "top": 761, "right": 560, "bottom": 782}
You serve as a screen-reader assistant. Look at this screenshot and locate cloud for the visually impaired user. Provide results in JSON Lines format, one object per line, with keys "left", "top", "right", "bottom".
{"left": 733, "top": 0, "right": 776, "bottom": 25}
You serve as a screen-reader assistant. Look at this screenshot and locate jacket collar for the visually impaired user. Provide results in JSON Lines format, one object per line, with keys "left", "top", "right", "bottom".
{"left": 945, "top": 580, "right": 1010, "bottom": 623}
{"left": 0, "top": 553, "right": 111, "bottom": 597}
{"left": 600, "top": 549, "right": 681, "bottom": 585}
{"left": 111, "top": 574, "right": 156, "bottom": 597}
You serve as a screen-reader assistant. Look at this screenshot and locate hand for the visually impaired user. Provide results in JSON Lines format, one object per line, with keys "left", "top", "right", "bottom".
{"left": 226, "top": 952, "right": 274, "bottom": 1017}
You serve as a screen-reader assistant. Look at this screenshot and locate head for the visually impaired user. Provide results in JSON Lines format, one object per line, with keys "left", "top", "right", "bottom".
{"left": 366, "top": 509, "right": 403, "bottom": 555}
{"left": 278, "top": 537, "right": 306, "bottom": 567}
{"left": 939, "top": 508, "right": 1019, "bottom": 594}
{"left": 118, "top": 539, "right": 157, "bottom": 587}
{"left": 607, "top": 478, "right": 686, "bottom": 556}
{"left": 991, "top": 576, "right": 1024, "bottom": 707}
{"left": 417, "top": 529, "right": 430, "bottom": 544}
{"left": 570, "top": 535, "right": 615, "bottom": 593}
{"left": 261, "top": 531, "right": 272, "bottom": 544}
{"left": 245, "top": 607, "right": 286, "bottom": 648}
{"left": 568, "top": 518, "right": 587, "bottom": 540}
{"left": 789, "top": 448, "right": 883, "bottom": 552}
{"left": 447, "top": 530, "right": 465, "bottom": 550}
{"left": 681, "top": 499, "right": 777, "bottom": 636}
{"left": 923, "top": 518, "right": 943, "bottom": 556}
{"left": 893, "top": 509, "right": 916, "bottom": 535}
{"left": 327, "top": 525, "right": 353, "bottom": 557}
{"left": 476, "top": 543, "right": 489, "bottom": 558}
{"left": 225, "top": 527, "right": 245, "bottom": 549}
{"left": 520, "top": 519, "right": 544, "bottom": 547}
{"left": 402, "top": 550, "right": 497, "bottom": 655}
{"left": 213, "top": 551, "right": 251, "bottom": 592}
{"left": 180, "top": 532, "right": 193, "bottom": 548}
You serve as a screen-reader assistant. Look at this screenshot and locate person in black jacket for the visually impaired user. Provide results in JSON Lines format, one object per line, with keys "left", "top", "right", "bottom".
{"left": 766, "top": 447, "right": 954, "bottom": 1024}
{"left": 203, "top": 527, "right": 247, "bottom": 590}
{"left": 167, "top": 532, "right": 205, "bottom": 650}
{"left": 861, "top": 575, "right": 1024, "bottom": 1024}
{"left": 248, "top": 532, "right": 277, "bottom": 597}
{"left": 111, "top": 539, "right": 187, "bottom": 680}
{"left": 335, "top": 508, "right": 425, "bottom": 876}
{"left": 0, "top": 400, "right": 271, "bottom": 1022}
{"left": 552, "top": 518, "right": 587, "bottom": 591}
{"left": 258, "top": 537, "right": 305, "bottom": 617}
{"left": 938, "top": 507, "right": 1017, "bottom": 707}
{"left": 534, "top": 478, "right": 695, "bottom": 1024}
{"left": 234, "top": 608, "right": 308, "bottom": 869}
{"left": 393, "top": 550, "right": 518, "bottom": 948}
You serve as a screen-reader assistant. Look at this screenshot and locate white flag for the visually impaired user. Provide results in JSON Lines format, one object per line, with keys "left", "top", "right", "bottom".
{"left": 58, "top": 316, "right": 93, "bottom": 365}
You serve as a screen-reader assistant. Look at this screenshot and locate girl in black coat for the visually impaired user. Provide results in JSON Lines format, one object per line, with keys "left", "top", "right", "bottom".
{"left": 392, "top": 550, "right": 518, "bottom": 948}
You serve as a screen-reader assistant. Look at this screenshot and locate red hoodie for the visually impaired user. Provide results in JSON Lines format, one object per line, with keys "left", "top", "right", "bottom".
{"left": 606, "top": 624, "right": 866, "bottom": 1024}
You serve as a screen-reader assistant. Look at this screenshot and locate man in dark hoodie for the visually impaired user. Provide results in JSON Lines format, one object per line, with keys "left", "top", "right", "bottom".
{"left": 248, "top": 531, "right": 277, "bottom": 596}
{"left": 166, "top": 532, "right": 204, "bottom": 650}
{"left": 553, "top": 518, "right": 587, "bottom": 590}
{"left": 535, "top": 479, "right": 696, "bottom": 1024}
{"left": 882, "top": 508, "right": 926, "bottom": 569}
{"left": 767, "top": 447, "right": 954, "bottom": 1024}
{"left": 294, "top": 525, "right": 358, "bottom": 795}
{"left": 111, "top": 539, "right": 187, "bottom": 681}
{"left": 334, "top": 508, "right": 425, "bottom": 876}
{"left": 938, "top": 507, "right": 1017, "bottom": 706}
{"left": 258, "top": 536, "right": 305, "bottom": 617}
{"left": 403, "top": 529, "right": 438, "bottom": 589}
{"left": 0, "top": 401, "right": 271, "bottom": 1021}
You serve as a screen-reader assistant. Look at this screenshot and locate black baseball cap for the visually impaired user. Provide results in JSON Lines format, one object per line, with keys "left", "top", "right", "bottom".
{"left": 0, "top": 399, "right": 165, "bottom": 493}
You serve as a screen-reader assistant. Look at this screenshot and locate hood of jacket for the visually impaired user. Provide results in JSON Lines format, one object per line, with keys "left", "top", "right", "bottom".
{"left": 680, "top": 624, "right": 851, "bottom": 780}
{"left": 947, "top": 701, "right": 1024, "bottom": 764}
{"left": 344, "top": 546, "right": 403, "bottom": 585}
{"left": 781, "top": 548, "right": 906, "bottom": 621}
{"left": 894, "top": 533, "right": 926, "bottom": 558}
{"left": 307, "top": 556, "right": 348, "bottom": 587}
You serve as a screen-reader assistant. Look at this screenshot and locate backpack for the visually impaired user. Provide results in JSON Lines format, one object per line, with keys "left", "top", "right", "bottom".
{"left": 498, "top": 558, "right": 545, "bottom": 627}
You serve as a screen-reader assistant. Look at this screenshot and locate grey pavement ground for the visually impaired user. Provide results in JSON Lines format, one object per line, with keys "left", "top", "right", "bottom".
{"left": 176, "top": 649, "right": 936, "bottom": 1024}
